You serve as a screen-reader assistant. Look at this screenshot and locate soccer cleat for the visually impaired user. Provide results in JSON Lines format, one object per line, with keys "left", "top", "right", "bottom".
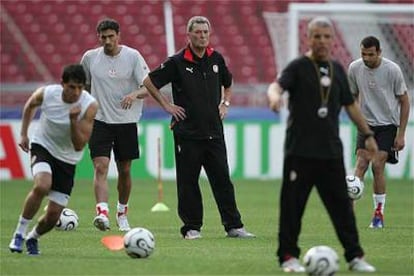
{"left": 93, "top": 213, "right": 110, "bottom": 231}
{"left": 116, "top": 212, "right": 131, "bottom": 232}
{"left": 226, "top": 227, "right": 256, "bottom": 238}
{"left": 26, "top": 238, "right": 40, "bottom": 256}
{"left": 369, "top": 209, "right": 384, "bottom": 228}
{"left": 9, "top": 233, "right": 24, "bottom": 253}
{"left": 184, "top": 230, "right": 202, "bottom": 240}
{"left": 281, "top": 257, "right": 306, "bottom": 273}
{"left": 349, "top": 257, "right": 376, "bottom": 272}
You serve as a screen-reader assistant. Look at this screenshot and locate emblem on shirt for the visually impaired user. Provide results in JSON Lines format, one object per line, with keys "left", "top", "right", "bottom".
{"left": 186, "top": 67, "right": 193, "bottom": 73}
{"left": 109, "top": 68, "right": 117, "bottom": 77}
{"left": 212, "top": 64, "right": 218, "bottom": 73}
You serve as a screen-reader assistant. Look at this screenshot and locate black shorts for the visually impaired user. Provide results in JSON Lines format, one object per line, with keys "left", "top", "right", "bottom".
{"left": 89, "top": 120, "right": 140, "bottom": 161}
{"left": 30, "top": 143, "right": 75, "bottom": 196}
{"left": 356, "top": 125, "right": 398, "bottom": 164}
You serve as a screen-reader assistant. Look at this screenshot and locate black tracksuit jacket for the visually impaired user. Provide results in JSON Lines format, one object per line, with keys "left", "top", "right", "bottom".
{"left": 148, "top": 45, "right": 232, "bottom": 139}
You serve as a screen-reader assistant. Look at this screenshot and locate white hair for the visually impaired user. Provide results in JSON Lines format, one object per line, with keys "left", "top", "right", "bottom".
{"left": 307, "top": 16, "right": 334, "bottom": 37}
{"left": 186, "top": 16, "right": 211, "bottom": 32}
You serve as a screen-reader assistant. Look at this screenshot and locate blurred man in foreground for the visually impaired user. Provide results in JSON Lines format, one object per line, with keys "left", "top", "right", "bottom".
{"left": 267, "top": 17, "right": 378, "bottom": 273}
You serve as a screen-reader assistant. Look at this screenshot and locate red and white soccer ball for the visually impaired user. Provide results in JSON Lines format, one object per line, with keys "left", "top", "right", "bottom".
{"left": 346, "top": 175, "right": 364, "bottom": 200}
{"left": 55, "top": 208, "right": 79, "bottom": 231}
{"left": 124, "top": 227, "right": 155, "bottom": 258}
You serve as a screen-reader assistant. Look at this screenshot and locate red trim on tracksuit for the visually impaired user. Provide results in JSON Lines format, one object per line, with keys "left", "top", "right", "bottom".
{"left": 183, "top": 45, "right": 214, "bottom": 63}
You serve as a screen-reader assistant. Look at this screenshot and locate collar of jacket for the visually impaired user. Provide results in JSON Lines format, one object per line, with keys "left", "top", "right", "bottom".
{"left": 183, "top": 45, "right": 214, "bottom": 63}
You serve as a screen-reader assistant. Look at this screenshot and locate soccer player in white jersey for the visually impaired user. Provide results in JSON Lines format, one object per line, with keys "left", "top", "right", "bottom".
{"left": 80, "top": 18, "right": 150, "bottom": 231}
{"left": 9, "top": 64, "right": 98, "bottom": 255}
{"left": 348, "top": 36, "right": 410, "bottom": 228}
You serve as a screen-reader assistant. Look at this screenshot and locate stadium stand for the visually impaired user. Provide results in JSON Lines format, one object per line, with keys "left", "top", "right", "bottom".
{"left": 0, "top": 0, "right": 287, "bottom": 110}
{"left": 0, "top": 12, "right": 44, "bottom": 82}
{"left": 393, "top": 24, "right": 413, "bottom": 59}
{"left": 1, "top": 0, "right": 286, "bottom": 84}
{"left": 5, "top": 0, "right": 408, "bottom": 84}
{"left": 1, "top": 0, "right": 166, "bottom": 83}
{"left": 1, "top": 0, "right": 412, "bottom": 111}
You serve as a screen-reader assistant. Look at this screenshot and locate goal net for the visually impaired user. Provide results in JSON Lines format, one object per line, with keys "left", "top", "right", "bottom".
{"left": 263, "top": 3, "right": 414, "bottom": 100}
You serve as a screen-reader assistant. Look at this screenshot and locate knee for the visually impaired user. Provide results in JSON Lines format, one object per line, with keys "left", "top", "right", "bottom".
{"left": 94, "top": 160, "right": 109, "bottom": 176}
{"left": 118, "top": 166, "right": 131, "bottom": 178}
{"left": 371, "top": 159, "right": 386, "bottom": 175}
{"left": 117, "top": 162, "right": 131, "bottom": 177}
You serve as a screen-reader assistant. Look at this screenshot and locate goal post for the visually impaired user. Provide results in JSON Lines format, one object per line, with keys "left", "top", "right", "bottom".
{"left": 263, "top": 3, "right": 414, "bottom": 100}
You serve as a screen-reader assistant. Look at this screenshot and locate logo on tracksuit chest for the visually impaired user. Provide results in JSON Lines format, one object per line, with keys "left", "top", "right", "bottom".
{"left": 185, "top": 64, "right": 218, "bottom": 75}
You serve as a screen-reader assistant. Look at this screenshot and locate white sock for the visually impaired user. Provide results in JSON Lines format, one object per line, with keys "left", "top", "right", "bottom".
{"left": 14, "top": 215, "right": 31, "bottom": 237}
{"left": 96, "top": 202, "right": 109, "bottom": 215}
{"left": 26, "top": 228, "right": 40, "bottom": 240}
{"left": 117, "top": 202, "right": 128, "bottom": 214}
{"left": 373, "top": 194, "right": 386, "bottom": 213}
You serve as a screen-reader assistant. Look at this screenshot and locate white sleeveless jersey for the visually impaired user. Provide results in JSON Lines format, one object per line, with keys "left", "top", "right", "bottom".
{"left": 80, "top": 45, "right": 149, "bottom": 124}
{"left": 31, "top": 84, "right": 96, "bottom": 164}
{"left": 348, "top": 57, "right": 407, "bottom": 126}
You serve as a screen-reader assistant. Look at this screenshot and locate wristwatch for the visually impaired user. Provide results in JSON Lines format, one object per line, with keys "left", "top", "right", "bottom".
{"left": 222, "top": 100, "right": 230, "bottom": 107}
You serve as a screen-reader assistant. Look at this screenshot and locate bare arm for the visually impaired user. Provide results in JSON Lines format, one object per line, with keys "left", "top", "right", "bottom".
{"left": 134, "top": 86, "right": 150, "bottom": 99}
{"left": 394, "top": 92, "right": 410, "bottom": 151}
{"left": 345, "top": 102, "right": 378, "bottom": 156}
{"left": 267, "top": 81, "right": 283, "bottom": 112}
{"left": 219, "top": 86, "right": 232, "bottom": 120}
{"left": 120, "top": 86, "right": 149, "bottom": 110}
{"left": 70, "top": 101, "right": 98, "bottom": 151}
{"left": 143, "top": 76, "right": 186, "bottom": 122}
{"left": 19, "top": 87, "right": 44, "bottom": 152}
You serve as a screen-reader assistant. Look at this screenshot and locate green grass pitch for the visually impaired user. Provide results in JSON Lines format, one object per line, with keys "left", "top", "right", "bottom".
{"left": 1, "top": 178, "right": 413, "bottom": 275}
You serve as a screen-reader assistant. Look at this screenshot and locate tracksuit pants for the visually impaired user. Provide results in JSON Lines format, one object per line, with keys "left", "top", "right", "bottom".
{"left": 173, "top": 135, "right": 243, "bottom": 236}
{"left": 277, "top": 155, "right": 364, "bottom": 264}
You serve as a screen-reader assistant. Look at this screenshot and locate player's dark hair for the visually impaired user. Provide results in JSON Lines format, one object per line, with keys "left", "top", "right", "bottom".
{"left": 62, "top": 64, "right": 86, "bottom": 85}
{"left": 96, "top": 18, "right": 120, "bottom": 34}
{"left": 360, "top": 36, "right": 381, "bottom": 51}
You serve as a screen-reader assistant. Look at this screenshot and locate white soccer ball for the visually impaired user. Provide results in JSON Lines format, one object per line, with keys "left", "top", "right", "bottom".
{"left": 124, "top": 227, "right": 155, "bottom": 258}
{"left": 346, "top": 175, "right": 364, "bottom": 200}
{"left": 55, "top": 208, "right": 79, "bottom": 231}
{"left": 303, "top": 245, "right": 339, "bottom": 276}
